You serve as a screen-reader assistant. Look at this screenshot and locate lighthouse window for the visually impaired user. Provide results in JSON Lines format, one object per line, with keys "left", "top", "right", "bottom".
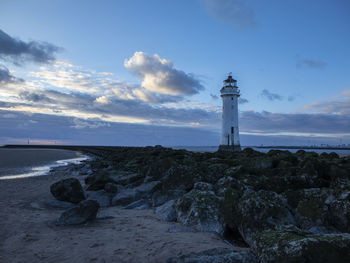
{"left": 231, "top": 127, "right": 234, "bottom": 134}
{"left": 231, "top": 97, "right": 233, "bottom": 100}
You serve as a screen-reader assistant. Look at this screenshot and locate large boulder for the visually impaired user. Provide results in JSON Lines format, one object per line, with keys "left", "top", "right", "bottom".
{"left": 152, "top": 189, "right": 186, "bottom": 207}
{"left": 161, "top": 165, "right": 199, "bottom": 191}
{"left": 85, "top": 172, "right": 115, "bottom": 191}
{"left": 295, "top": 188, "right": 334, "bottom": 231}
{"left": 175, "top": 189, "right": 224, "bottom": 233}
{"left": 230, "top": 190, "right": 295, "bottom": 246}
{"left": 112, "top": 181, "right": 161, "bottom": 206}
{"left": 87, "top": 190, "right": 115, "bottom": 207}
{"left": 104, "top": 182, "right": 119, "bottom": 193}
{"left": 329, "top": 191, "right": 350, "bottom": 232}
{"left": 155, "top": 199, "right": 177, "bottom": 222}
{"left": 253, "top": 228, "right": 350, "bottom": 263}
{"left": 193, "top": 182, "right": 214, "bottom": 191}
{"left": 110, "top": 172, "right": 145, "bottom": 187}
{"left": 58, "top": 200, "right": 99, "bottom": 225}
{"left": 166, "top": 248, "right": 257, "bottom": 263}
{"left": 50, "top": 178, "right": 85, "bottom": 204}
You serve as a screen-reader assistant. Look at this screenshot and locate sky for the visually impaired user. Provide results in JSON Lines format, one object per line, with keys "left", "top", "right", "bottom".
{"left": 0, "top": 0, "right": 349, "bottom": 146}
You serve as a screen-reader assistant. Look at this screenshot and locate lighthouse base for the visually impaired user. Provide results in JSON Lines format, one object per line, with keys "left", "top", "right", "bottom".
{"left": 218, "top": 145, "right": 241, "bottom": 151}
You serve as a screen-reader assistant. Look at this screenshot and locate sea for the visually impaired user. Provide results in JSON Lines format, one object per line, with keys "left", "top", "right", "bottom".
{"left": 0, "top": 148, "right": 88, "bottom": 180}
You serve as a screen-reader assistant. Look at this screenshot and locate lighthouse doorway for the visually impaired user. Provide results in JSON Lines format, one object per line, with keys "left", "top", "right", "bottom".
{"left": 231, "top": 127, "right": 234, "bottom": 145}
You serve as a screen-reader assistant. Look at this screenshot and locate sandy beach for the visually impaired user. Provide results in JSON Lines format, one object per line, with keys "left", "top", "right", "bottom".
{"left": 0, "top": 164, "right": 236, "bottom": 263}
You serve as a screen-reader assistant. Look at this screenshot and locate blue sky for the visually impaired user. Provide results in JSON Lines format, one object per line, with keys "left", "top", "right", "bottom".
{"left": 0, "top": 0, "right": 349, "bottom": 146}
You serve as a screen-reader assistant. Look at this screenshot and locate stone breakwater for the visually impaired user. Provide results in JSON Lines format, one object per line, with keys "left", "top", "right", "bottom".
{"left": 50, "top": 146, "right": 350, "bottom": 262}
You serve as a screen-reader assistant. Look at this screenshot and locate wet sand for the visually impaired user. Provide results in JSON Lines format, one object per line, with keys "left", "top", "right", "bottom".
{"left": 0, "top": 165, "right": 237, "bottom": 263}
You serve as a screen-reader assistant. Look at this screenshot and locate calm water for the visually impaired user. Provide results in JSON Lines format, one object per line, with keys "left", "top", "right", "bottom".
{"left": 0, "top": 148, "right": 88, "bottom": 179}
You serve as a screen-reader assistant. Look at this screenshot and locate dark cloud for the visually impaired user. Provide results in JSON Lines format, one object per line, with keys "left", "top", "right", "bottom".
{"left": 288, "top": 95, "right": 296, "bottom": 102}
{"left": 0, "top": 65, "right": 23, "bottom": 84}
{"left": 296, "top": 59, "right": 326, "bottom": 69}
{"left": 0, "top": 110, "right": 220, "bottom": 146}
{"left": 302, "top": 91, "right": 350, "bottom": 115}
{"left": 8, "top": 87, "right": 219, "bottom": 127}
{"left": 1, "top": 109, "right": 349, "bottom": 146}
{"left": 0, "top": 29, "right": 61, "bottom": 65}
{"left": 201, "top": 0, "right": 256, "bottom": 29}
{"left": 240, "top": 111, "right": 350, "bottom": 134}
{"left": 238, "top": 97, "right": 249, "bottom": 104}
{"left": 124, "top": 52, "right": 204, "bottom": 96}
{"left": 210, "top": 94, "right": 218, "bottom": 100}
{"left": 261, "top": 89, "right": 283, "bottom": 101}
{"left": 19, "top": 91, "right": 53, "bottom": 103}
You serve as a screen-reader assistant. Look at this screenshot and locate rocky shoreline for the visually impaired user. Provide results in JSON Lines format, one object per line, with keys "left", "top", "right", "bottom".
{"left": 44, "top": 146, "right": 350, "bottom": 262}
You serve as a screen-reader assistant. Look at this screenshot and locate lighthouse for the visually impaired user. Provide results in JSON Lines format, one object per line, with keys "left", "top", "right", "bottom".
{"left": 219, "top": 74, "right": 241, "bottom": 151}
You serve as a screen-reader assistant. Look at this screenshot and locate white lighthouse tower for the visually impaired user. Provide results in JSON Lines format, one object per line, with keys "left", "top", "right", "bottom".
{"left": 219, "top": 74, "right": 241, "bottom": 151}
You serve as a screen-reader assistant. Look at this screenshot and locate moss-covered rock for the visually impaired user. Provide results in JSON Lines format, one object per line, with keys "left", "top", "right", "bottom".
{"left": 329, "top": 191, "right": 350, "bottom": 232}
{"left": 175, "top": 189, "right": 224, "bottom": 233}
{"left": 295, "top": 188, "right": 333, "bottom": 230}
{"left": 253, "top": 228, "right": 350, "bottom": 263}
{"left": 235, "top": 190, "right": 295, "bottom": 246}
{"left": 161, "top": 164, "right": 199, "bottom": 191}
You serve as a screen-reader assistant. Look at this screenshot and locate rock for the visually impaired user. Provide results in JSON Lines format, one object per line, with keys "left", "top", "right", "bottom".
{"left": 112, "top": 181, "right": 161, "bottom": 206}
{"left": 233, "top": 190, "right": 296, "bottom": 246}
{"left": 87, "top": 190, "right": 114, "bottom": 207}
{"left": 253, "top": 228, "right": 350, "bottom": 263}
{"left": 175, "top": 189, "right": 224, "bottom": 233}
{"left": 215, "top": 176, "right": 246, "bottom": 197}
{"left": 161, "top": 165, "right": 198, "bottom": 191}
{"left": 124, "top": 199, "right": 151, "bottom": 209}
{"left": 194, "top": 182, "right": 214, "bottom": 191}
{"left": 104, "top": 182, "right": 119, "bottom": 193}
{"left": 329, "top": 192, "right": 350, "bottom": 232}
{"left": 50, "top": 178, "right": 85, "bottom": 204}
{"left": 329, "top": 165, "right": 350, "bottom": 190}
{"left": 85, "top": 172, "right": 115, "bottom": 191}
{"left": 155, "top": 200, "right": 176, "bottom": 222}
{"left": 111, "top": 188, "right": 137, "bottom": 206}
{"left": 109, "top": 172, "right": 145, "bottom": 187}
{"left": 295, "top": 188, "right": 332, "bottom": 230}
{"left": 58, "top": 200, "right": 99, "bottom": 225}
{"left": 166, "top": 248, "right": 257, "bottom": 263}
{"left": 224, "top": 165, "right": 245, "bottom": 177}
{"left": 222, "top": 187, "right": 242, "bottom": 230}
{"left": 152, "top": 189, "right": 186, "bottom": 207}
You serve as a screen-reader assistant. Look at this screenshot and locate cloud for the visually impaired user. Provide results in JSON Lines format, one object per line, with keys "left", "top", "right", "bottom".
{"left": 240, "top": 111, "right": 350, "bottom": 135}
{"left": 201, "top": 0, "right": 256, "bottom": 29}
{"left": 0, "top": 58, "right": 219, "bottom": 128}
{"left": 1, "top": 108, "right": 349, "bottom": 147}
{"left": 0, "top": 65, "right": 23, "bottom": 84}
{"left": 296, "top": 58, "right": 326, "bottom": 69}
{"left": 301, "top": 89, "right": 350, "bottom": 115}
{"left": 238, "top": 97, "right": 249, "bottom": 104}
{"left": 210, "top": 94, "right": 218, "bottom": 100}
{"left": 124, "top": 52, "right": 204, "bottom": 96}
{"left": 0, "top": 110, "right": 220, "bottom": 146}
{"left": 18, "top": 91, "right": 53, "bottom": 103}
{"left": 261, "top": 89, "right": 283, "bottom": 101}
{"left": 0, "top": 29, "right": 61, "bottom": 65}
{"left": 71, "top": 118, "right": 111, "bottom": 129}
{"left": 29, "top": 59, "right": 184, "bottom": 104}
{"left": 288, "top": 95, "right": 296, "bottom": 102}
